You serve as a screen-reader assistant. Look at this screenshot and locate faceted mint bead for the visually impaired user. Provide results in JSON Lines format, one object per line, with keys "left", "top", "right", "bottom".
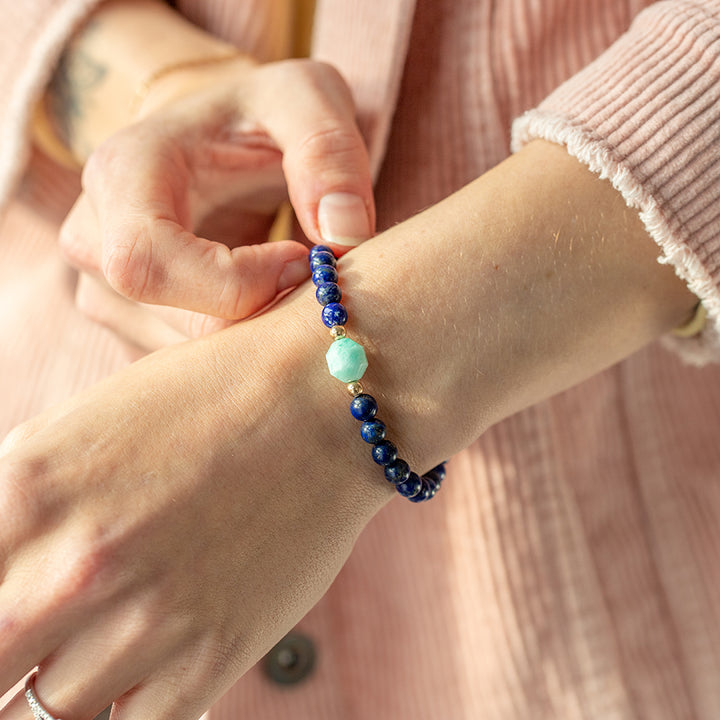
{"left": 326, "top": 337, "right": 368, "bottom": 383}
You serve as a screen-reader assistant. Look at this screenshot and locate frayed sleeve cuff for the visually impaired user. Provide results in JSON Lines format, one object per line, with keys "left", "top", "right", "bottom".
{"left": 0, "top": 1, "right": 106, "bottom": 210}
{"left": 512, "top": 0, "right": 720, "bottom": 365}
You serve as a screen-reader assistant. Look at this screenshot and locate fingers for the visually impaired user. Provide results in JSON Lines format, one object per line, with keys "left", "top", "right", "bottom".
{"left": 74, "top": 274, "right": 191, "bottom": 351}
{"left": 0, "top": 422, "right": 44, "bottom": 459}
{"left": 241, "top": 60, "right": 376, "bottom": 254}
{"left": 78, "top": 127, "right": 310, "bottom": 319}
{"left": 0, "top": 607, "right": 169, "bottom": 720}
{"left": 77, "top": 273, "right": 238, "bottom": 349}
{"left": 62, "top": 58, "right": 373, "bottom": 322}
{"left": 58, "top": 196, "right": 102, "bottom": 274}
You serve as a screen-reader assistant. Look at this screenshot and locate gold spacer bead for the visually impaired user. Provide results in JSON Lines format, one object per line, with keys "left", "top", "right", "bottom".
{"left": 346, "top": 381, "right": 364, "bottom": 397}
{"left": 330, "top": 326, "right": 346, "bottom": 339}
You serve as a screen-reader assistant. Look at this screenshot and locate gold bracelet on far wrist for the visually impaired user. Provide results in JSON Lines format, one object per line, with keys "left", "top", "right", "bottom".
{"left": 130, "top": 50, "right": 246, "bottom": 118}
{"left": 672, "top": 301, "right": 707, "bottom": 338}
{"left": 31, "top": 98, "right": 83, "bottom": 171}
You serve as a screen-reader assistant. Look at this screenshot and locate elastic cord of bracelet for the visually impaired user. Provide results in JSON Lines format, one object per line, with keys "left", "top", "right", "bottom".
{"left": 309, "top": 245, "right": 446, "bottom": 502}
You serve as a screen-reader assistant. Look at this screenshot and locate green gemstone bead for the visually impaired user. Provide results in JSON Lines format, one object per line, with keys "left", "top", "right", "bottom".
{"left": 326, "top": 337, "right": 368, "bottom": 383}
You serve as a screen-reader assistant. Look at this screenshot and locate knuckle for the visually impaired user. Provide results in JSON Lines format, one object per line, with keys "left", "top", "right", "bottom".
{"left": 82, "top": 136, "right": 125, "bottom": 191}
{"left": 308, "top": 60, "right": 352, "bottom": 94}
{"left": 261, "top": 59, "right": 355, "bottom": 115}
{"left": 52, "top": 518, "right": 130, "bottom": 605}
{"left": 81, "top": 143, "right": 111, "bottom": 192}
{"left": 288, "top": 58, "right": 353, "bottom": 102}
{"left": 296, "top": 125, "right": 366, "bottom": 169}
{"left": 0, "top": 455, "right": 47, "bottom": 552}
{"left": 0, "top": 422, "right": 34, "bottom": 456}
{"left": 218, "top": 276, "right": 247, "bottom": 320}
{"left": 102, "top": 231, "right": 152, "bottom": 302}
{"left": 215, "top": 245, "right": 267, "bottom": 319}
{"left": 57, "top": 223, "right": 91, "bottom": 269}
{"left": 54, "top": 541, "right": 113, "bottom": 602}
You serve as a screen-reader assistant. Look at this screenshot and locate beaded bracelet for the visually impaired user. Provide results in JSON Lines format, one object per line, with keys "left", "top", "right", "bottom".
{"left": 309, "top": 245, "right": 446, "bottom": 502}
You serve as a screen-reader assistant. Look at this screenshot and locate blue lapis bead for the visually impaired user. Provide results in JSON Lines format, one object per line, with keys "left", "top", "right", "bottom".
{"left": 384, "top": 458, "right": 410, "bottom": 485}
{"left": 309, "top": 240, "right": 443, "bottom": 503}
{"left": 372, "top": 440, "right": 397, "bottom": 466}
{"left": 408, "top": 479, "right": 432, "bottom": 502}
{"left": 312, "top": 265, "right": 338, "bottom": 286}
{"left": 321, "top": 303, "right": 348, "bottom": 327}
{"left": 309, "top": 244, "right": 333, "bottom": 259}
{"left": 350, "top": 394, "right": 377, "bottom": 421}
{"left": 410, "top": 477, "right": 437, "bottom": 502}
{"left": 423, "top": 474, "right": 440, "bottom": 494}
{"left": 423, "top": 471, "right": 443, "bottom": 488}
{"left": 310, "top": 251, "right": 336, "bottom": 271}
{"left": 360, "top": 419, "right": 386, "bottom": 444}
{"left": 397, "top": 472, "right": 423, "bottom": 498}
{"left": 316, "top": 282, "right": 342, "bottom": 306}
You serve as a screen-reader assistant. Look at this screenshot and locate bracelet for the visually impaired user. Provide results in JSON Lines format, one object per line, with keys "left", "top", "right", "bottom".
{"left": 31, "top": 98, "right": 83, "bottom": 171}
{"left": 130, "top": 50, "right": 245, "bottom": 117}
{"left": 671, "top": 301, "right": 707, "bottom": 338}
{"left": 309, "top": 245, "right": 446, "bottom": 502}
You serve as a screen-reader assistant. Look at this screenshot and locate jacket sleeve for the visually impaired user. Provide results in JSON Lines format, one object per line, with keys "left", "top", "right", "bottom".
{"left": 0, "top": 0, "right": 107, "bottom": 209}
{"left": 512, "top": 0, "right": 720, "bottom": 364}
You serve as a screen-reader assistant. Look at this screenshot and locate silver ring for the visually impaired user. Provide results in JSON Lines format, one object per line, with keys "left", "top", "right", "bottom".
{"left": 24, "top": 673, "right": 63, "bottom": 720}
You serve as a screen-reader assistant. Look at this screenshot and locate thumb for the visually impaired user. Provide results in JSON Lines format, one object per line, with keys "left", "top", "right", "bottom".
{"left": 244, "top": 60, "right": 375, "bottom": 255}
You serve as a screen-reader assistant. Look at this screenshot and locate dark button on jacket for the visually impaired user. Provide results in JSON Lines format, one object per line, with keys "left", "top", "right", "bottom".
{"left": 263, "top": 632, "right": 316, "bottom": 685}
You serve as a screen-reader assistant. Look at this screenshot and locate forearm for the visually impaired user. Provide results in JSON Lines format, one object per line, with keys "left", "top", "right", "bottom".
{"left": 229, "top": 139, "right": 698, "bottom": 486}
{"left": 44, "top": 0, "right": 246, "bottom": 161}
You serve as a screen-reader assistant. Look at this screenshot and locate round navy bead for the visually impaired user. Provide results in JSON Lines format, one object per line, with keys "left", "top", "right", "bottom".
{"left": 422, "top": 474, "right": 440, "bottom": 495}
{"left": 371, "top": 440, "right": 397, "bottom": 466}
{"left": 310, "top": 251, "right": 336, "bottom": 271}
{"left": 309, "top": 244, "right": 333, "bottom": 260}
{"left": 321, "top": 303, "right": 348, "bottom": 327}
{"left": 423, "top": 469, "right": 444, "bottom": 487}
{"left": 408, "top": 479, "right": 432, "bottom": 502}
{"left": 409, "top": 478, "right": 435, "bottom": 502}
{"left": 396, "top": 472, "right": 423, "bottom": 498}
{"left": 312, "top": 265, "right": 338, "bottom": 286}
{"left": 350, "top": 393, "right": 377, "bottom": 421}
{"left": 384, "top": 458, "right": 410, "bottom": 485}
{"left": 360, "top": 419, "right": 386, "bottom": 444}
{"left": 309, "top": 239, "right": 443, "bottom": 504}
{"left": 316, "top": 282, "right": 342, "bottom": 306}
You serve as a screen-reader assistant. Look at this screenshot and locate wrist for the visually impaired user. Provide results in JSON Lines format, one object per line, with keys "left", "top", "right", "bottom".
{"left": 44, "top": 0, "right": 248, "bottom": 162}
{"left": 131, "top": 54, "right": 256, "bottom": 120}
{"left": 209, "top": 290, "right": 397, "bottom": 524}
{"left": 260, "top": 140, "right": 700, "bottom": 480}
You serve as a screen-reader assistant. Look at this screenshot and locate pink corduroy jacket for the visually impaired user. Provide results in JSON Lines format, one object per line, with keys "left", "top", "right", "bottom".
{"left": 1, "top": 1, "right": 720, "bottom": 718}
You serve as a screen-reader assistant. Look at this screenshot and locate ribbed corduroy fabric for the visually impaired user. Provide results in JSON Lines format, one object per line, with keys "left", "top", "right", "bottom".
{"left": 513, "top": 0, "right": 720, "bottom": 362}
{"left": 1, "top": 1, "right": 720, "bottom": 718}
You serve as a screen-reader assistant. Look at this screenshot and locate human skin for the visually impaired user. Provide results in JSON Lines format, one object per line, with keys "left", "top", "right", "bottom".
{"left": 0, "top": 2, "right": 702, "bottom": 720}
{"left": 51, "top": 0, "right": 376, "bottom": 345}
{"left": 0, "top": 137, "right": 699, "bottom": 720}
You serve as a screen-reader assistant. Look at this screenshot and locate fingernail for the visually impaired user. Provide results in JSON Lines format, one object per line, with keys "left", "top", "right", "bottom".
{"left": 277, "top": 257, "right": 310, "bottom": 292}
{"left": 318, "top": 193, "right": 371, "bottom": 247}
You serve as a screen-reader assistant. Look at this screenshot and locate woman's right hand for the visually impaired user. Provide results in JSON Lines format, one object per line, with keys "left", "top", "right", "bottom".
{"left": 59, "top": 56, "right": 375, "bottom": 347}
